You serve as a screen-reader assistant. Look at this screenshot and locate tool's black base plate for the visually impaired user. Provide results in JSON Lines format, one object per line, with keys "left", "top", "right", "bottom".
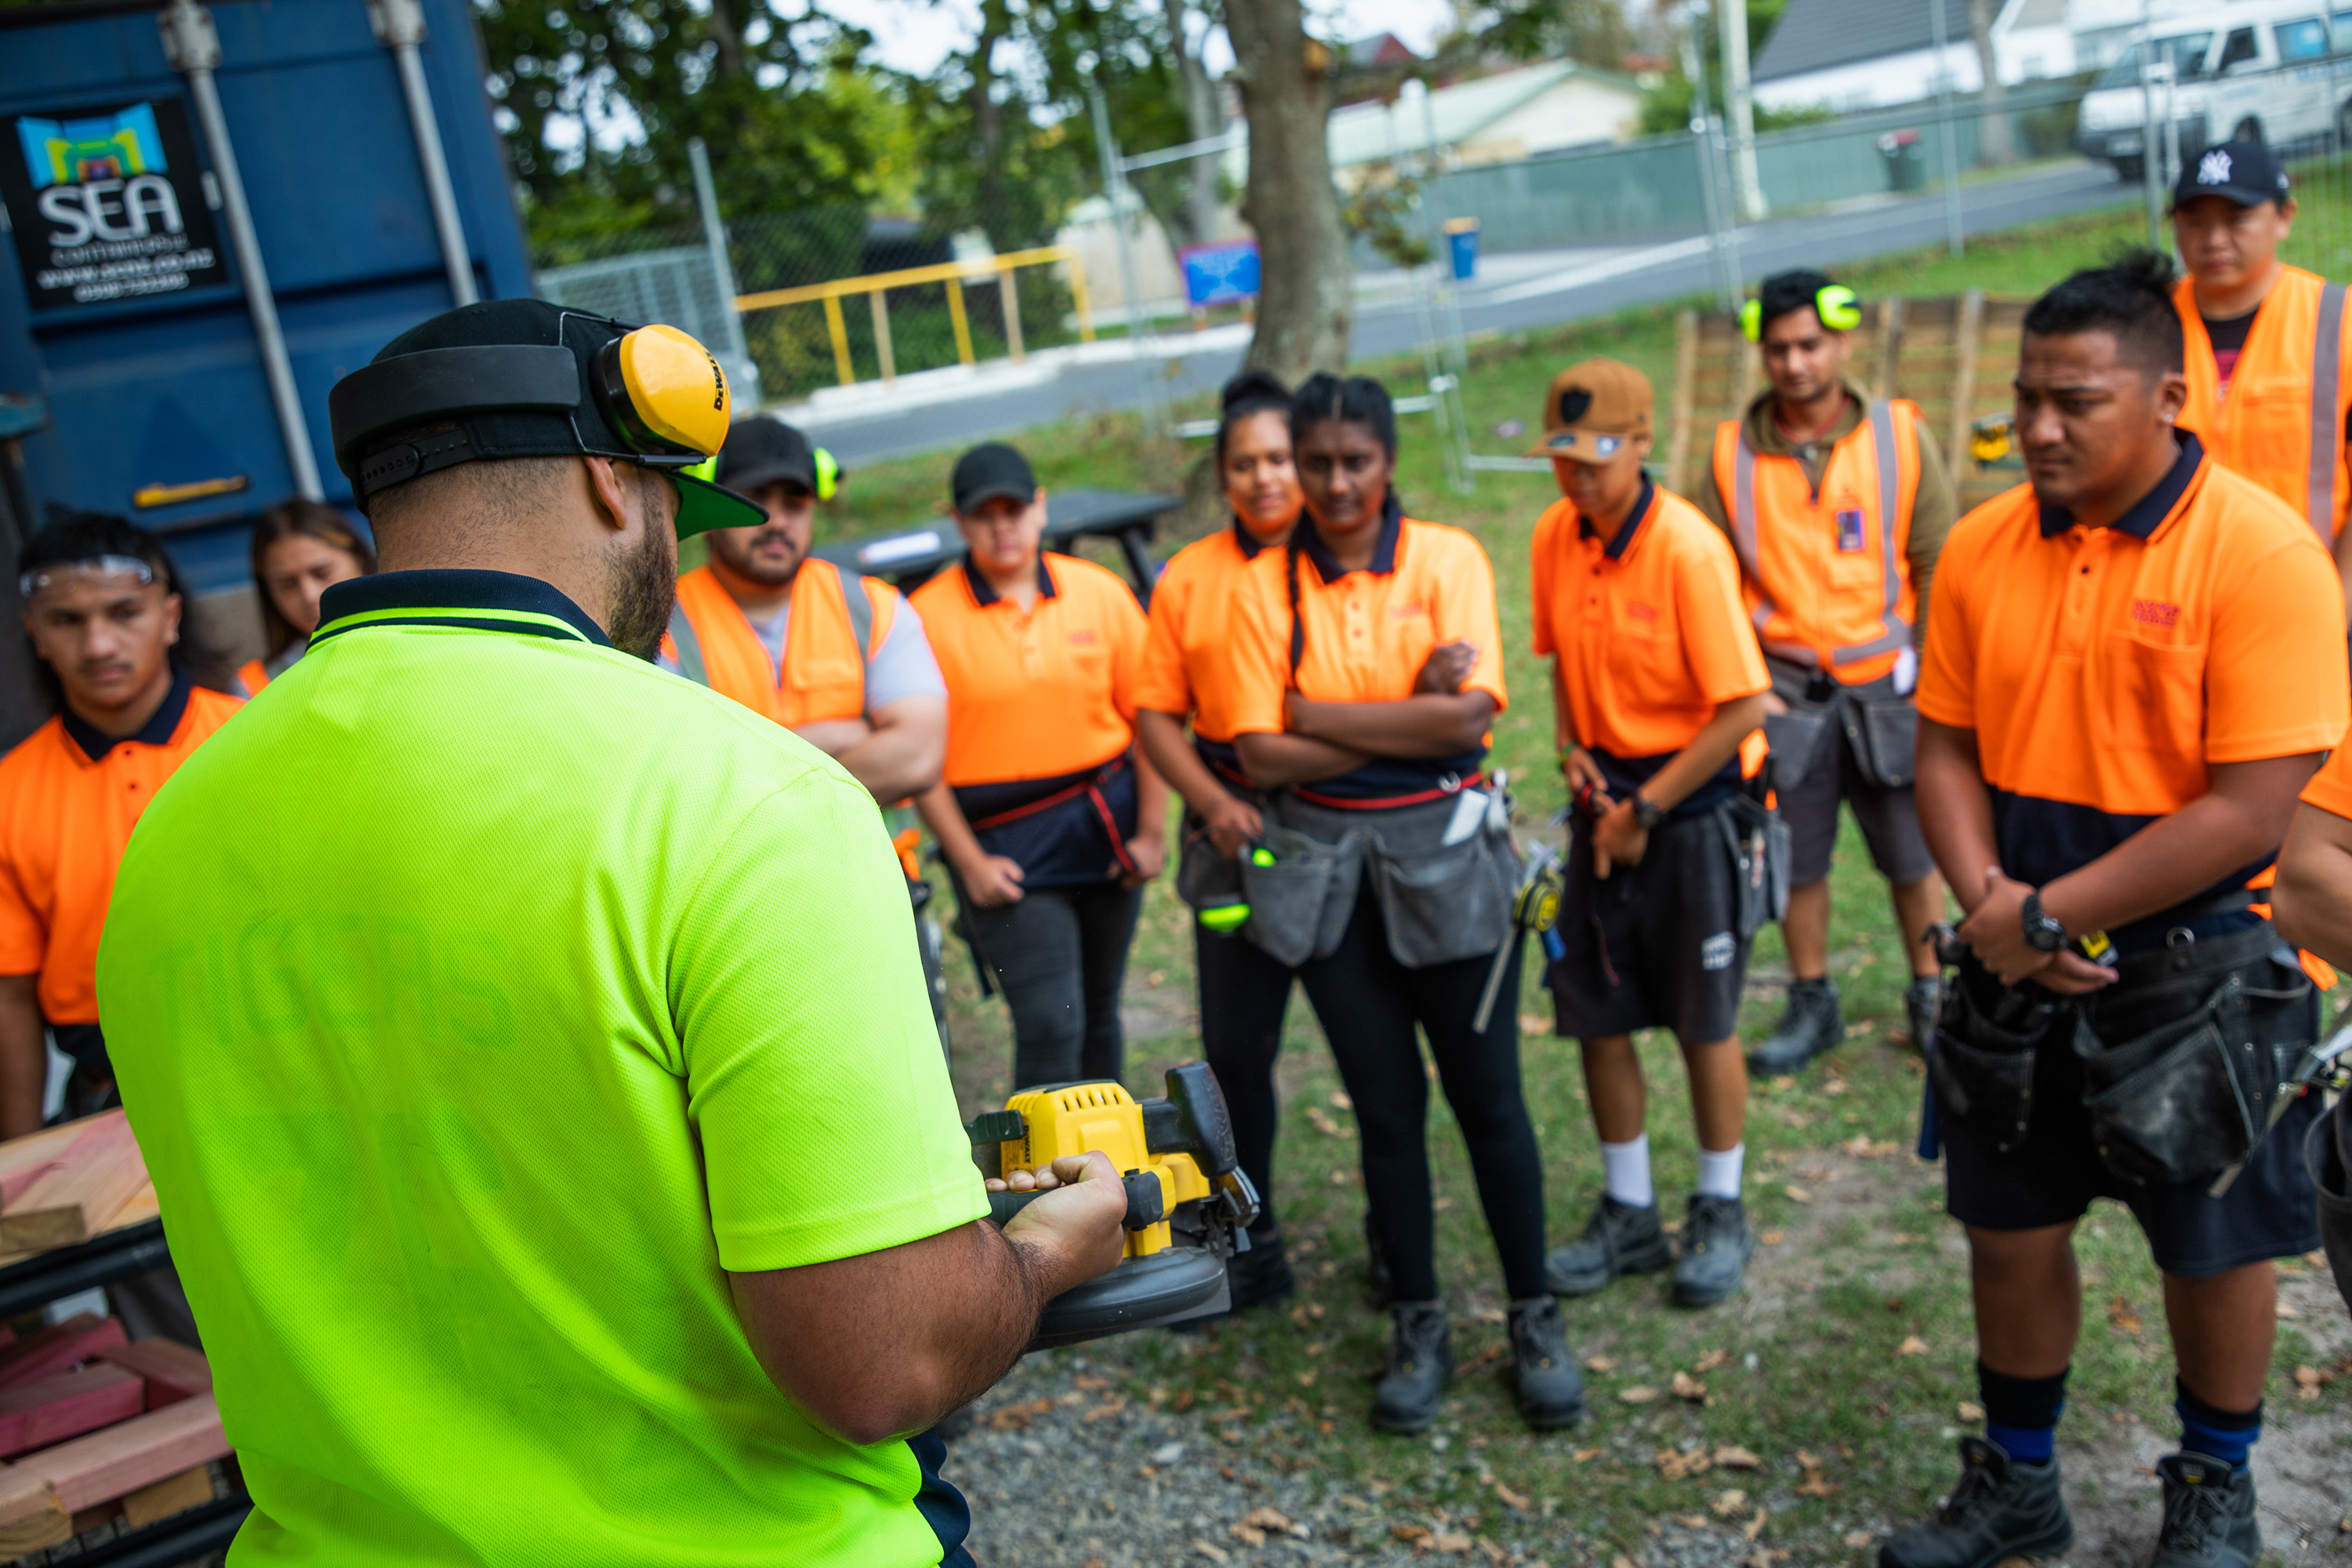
{"left": 1031, "top": 1247, "right": 1232, "bottom": 1347}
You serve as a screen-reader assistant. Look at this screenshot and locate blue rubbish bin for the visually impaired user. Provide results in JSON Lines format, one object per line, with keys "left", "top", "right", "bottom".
{"left": 1445, "top": 218, "right": 1479, "bottom": 281}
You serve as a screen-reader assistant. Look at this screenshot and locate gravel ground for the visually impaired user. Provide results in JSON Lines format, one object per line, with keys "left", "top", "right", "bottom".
{"left": 945, "top": 1350, "right": 1779, "bottom": 1568}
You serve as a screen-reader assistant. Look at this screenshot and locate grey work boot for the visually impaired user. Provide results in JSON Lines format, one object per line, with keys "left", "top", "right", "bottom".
{"left": 1905, "top": 975, "right": 1944, "bottom": 1058}
{"left": 1878, "top": 1436, "right": 2073, "bottom": 1568}
{"left": 1671, "top": 1192, "right": 1755, "bottom": 1308}
{"left": 1371, "top": 1301, "right": 1451, "bottom": 1435}
{"left": 1544, "top": 1194, "right": 1671, "bottom": 1297}
{"left": 1506, "top": 1298, "right": 1586, "bottom": 1431}
{"left": 2149, "top": 1453, "right": 2260, "bottom": 1567}
{"left": 1747, "top": 978, "right": 1842, "bottom": 1076}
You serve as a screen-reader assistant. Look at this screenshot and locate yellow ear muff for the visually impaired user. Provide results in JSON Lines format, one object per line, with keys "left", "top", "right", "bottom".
{"left": 597, "top": 325, "right": 730, "bottom": 459}
{"left": 1739, "top": 299, "right": 1762, "bottom": 343}
{"left": 814, "top": 447, "right": 840, "bottom": 502}
{"left": 1817, "top": 284, "right": 1862, "bottom": 332}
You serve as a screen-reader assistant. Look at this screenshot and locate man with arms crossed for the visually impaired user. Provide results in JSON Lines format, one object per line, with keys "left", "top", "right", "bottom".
{"left": 95, "top": 300, "right": 1125, "bottom": 1566}
{"left": 1886, "top": 256, "right": 2344, "bottom": 1568}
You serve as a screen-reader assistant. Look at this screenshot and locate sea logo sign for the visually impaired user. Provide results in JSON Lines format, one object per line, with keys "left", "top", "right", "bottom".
{"left": 0, "top": 99, "right": 227, "bottom": 312}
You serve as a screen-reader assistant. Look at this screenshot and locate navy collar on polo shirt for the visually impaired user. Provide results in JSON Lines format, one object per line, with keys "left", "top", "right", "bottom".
{"left": 962, "top": 554, "right": 1058, "bottom": 606}
{"left": 2038, "top": 430, "right": 2205, "bottom": 539}
{"left": 1230, "top": 517, "right": 1272, "bottom": 560}
{"left": 1298, "top": 492, "right": 1403, "bottom": 583}
{"left": 311, "top": 569, "right": 613, "bottom": 648}
{"left": 1578, "top": 476, "right": 1657, "bottom": 561}
{"left": 62, "top": 666, "right": 191, "bottom": 764}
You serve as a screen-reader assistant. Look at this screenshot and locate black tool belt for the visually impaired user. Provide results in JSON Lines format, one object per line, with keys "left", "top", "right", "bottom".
{"left": 1933, "top": 924, "right": 2315, "bottom": 1186}
{"left": 1763, "top": 655, "right": 1916, "bottom": 793}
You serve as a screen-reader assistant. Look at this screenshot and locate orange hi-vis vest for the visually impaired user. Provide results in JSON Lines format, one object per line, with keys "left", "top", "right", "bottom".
{"left": 2175, "top": 267, "right": 2352, "bottom": 543}
{"left": 1712, "top": 397, "right": 1922, "bottom": 685}
{"left": 660, "top": 559, "right": 894, "bottom": 726}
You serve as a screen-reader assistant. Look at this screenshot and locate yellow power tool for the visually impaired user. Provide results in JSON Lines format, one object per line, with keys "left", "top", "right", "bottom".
{"left": 968, "top": 1062, "right": 1261, "bottom": 1345}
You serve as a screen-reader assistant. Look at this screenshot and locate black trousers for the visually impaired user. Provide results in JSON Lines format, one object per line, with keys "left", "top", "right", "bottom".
{"left": 967, "top": 882, "right": 1143, "bottom": 1089}
{"left": 1195, "top": 924, "right": 1297, "bottom": 1232}
{"left": 1298, "top": 888, "right": 1547, "bottom": 1302}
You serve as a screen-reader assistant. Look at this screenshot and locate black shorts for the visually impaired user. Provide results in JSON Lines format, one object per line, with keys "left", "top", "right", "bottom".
{"left": 1778, "top": 709, "right": 1935, "bottom": 888}
{"left": 1940, "top": 940, "right": 2323, "bottom": 1278}
{"left": 1548, "top": 808, "right": 1748, "bottom": 1044}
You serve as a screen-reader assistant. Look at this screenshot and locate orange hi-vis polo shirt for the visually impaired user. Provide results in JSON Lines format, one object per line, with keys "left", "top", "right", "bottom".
{"left": 1226, "top": 499, "right": 1506, "bottom": 800}
{"left": 1711, "top": 398, "right": 1923, "bottom": 684}
{"left": 2303, "top": 718, "right": 2352, "bottom": 819}
{"left": 0, "top": 672, "right": 241, "bottom": 1025}
{"left": 1137, "top": 521, "right": 1280, "bottom": 781}
{"left": 1918, "top": 433, "right": 2349, "bottom": 946}
{"left": 909, "top": 551, "right": 1149, "bottom": 789}
{"left": 1533, "top": 478, "right": 1769, "bottom": 811}
{"left": 2175, "top": 267, "right": 2352, "bottom": 543}
{"left": 660, "top": 560, "right": 899, "bottom": 727}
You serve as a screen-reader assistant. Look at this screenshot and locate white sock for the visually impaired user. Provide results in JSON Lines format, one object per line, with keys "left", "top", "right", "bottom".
{"left": 1696, "top": 1143, "right": 1745, "bottom": 1200}
{"left": 1601, "top": 1134, "right": 1653, "bottom": 1208}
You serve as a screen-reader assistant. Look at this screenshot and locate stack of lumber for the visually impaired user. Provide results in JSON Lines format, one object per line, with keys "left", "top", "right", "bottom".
{"left": 1661, "top": 292, "right": 2032, "bottom": 512}
{"left": 0, "top": 1112, "right": 154, "bottom": 1263}
{"left": 0, "top": 1321, "right": 223, "bottom": 1552}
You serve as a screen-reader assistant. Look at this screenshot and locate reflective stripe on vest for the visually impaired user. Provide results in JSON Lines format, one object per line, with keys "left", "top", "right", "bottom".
{"left": 2311, "top": 281, "right": 2347, "bottom": 541}
{"left": 1726, "top": 398, "right": 1907, "bottom": 670}
{"left": 666, "top": 561, "right": 880, "bottom": 724}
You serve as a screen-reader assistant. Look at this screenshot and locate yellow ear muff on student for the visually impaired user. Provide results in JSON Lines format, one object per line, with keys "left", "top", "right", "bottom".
{"left": 595, "top": 324, "right": 731, "bottom": 459}
{"left": 1740, "top": 284, "right": 1864, "bottom": 342}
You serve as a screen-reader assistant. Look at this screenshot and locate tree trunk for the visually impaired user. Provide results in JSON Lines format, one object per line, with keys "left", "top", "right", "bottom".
{"left": 968, "top": 0, "right": 1015, "bottom": 251}
{"left": 1966, "top": 0, "right": 2015, "bottom": 166}
{"left": 1163, "top": 0, "right": 1225, "bottom": 247}
{"left": 1226, "top": 0, "right": 1352, "bottom": 383}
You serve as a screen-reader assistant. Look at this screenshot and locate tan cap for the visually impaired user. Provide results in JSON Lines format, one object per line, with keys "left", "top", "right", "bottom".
{"left": 1525, "top": 358, "right": 1653, "bottom": 462}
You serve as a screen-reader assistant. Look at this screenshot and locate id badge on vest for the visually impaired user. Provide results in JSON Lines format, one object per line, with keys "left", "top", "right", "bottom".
{"left": 1835, "top": 509, "right": 1866, "bottom": 553}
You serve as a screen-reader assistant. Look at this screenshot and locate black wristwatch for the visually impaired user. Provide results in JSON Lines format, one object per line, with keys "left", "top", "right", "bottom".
{"left": 2020, "top": 889, "right": 2067, "bottom": 953}
{"left": 1632, "top": 793, "right": 1667, "bottom": 831}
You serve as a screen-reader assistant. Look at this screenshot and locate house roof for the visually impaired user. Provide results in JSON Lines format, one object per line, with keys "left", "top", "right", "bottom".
{"left": 1341, "top": 32, "right": 1417, "bottom": 67}
{"left": 1326, "top": 59, "right": 1638, "bottom": 168}
{"left": 1751, "top": 0, "right": 1974, "bottom": 83}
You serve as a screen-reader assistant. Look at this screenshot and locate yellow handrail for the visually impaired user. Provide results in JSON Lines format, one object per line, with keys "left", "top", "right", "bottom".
{"left": 734, "top": 245, "right": 1086, "bottom": 313}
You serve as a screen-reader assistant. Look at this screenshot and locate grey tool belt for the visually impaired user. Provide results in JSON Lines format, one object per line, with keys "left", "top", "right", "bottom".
{"left": 1764, "top": 656, "right": 1918, "bottom": 793}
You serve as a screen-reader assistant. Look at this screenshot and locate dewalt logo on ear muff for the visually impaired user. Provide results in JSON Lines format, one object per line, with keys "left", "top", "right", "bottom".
{"left": 1740, "top": 284, "right": 1863, "bottom": 342}
{"left": 814, "top": 446, "right": 841, "bottom": 502}
{"left": 594, "top": 324, "right": 731, "bottom": 460}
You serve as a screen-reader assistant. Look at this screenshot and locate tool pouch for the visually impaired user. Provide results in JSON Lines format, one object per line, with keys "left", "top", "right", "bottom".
{"left": 2073, "top": 945, "right": 2310, "bottom": 1188}
{"left": 1175, "top": 814, "right": 1245, "bottom": 913}
{"left": 1762, "top": 661, "right": 1834, "bottom": 793}
{"left": 1929, "top": 953, "right": 2058, "bottom": 1152}
{"left": 1841, "top": 694, "right": 1918, "bottom": 791}
{"left": 1717, "top": 792, "right": 1790, "bottom": 938}
{"left": 2306, "top": 1096, "right": 2352, "bottom": 1313}
{"left": 1363, "top": 793, "right": 1518, "bottom": 969}
{"left": 1239, "top": 819, "right": 1360, "bottom": 969}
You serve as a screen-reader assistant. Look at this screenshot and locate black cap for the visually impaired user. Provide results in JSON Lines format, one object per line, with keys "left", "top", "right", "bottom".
{"left": 2173, "top": 140, "right": 2290, "bottom": 210}
{"left": 719, "top": 418, "right": 818, "bottom": 496}
{"left": 326, "top": 297, "right": 762, "bottom": 538}
{"left": 951, "top": 442, "right": 1038, "bottom": 514}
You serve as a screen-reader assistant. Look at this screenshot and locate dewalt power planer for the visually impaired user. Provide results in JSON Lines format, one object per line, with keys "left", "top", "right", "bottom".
{"left": 966, "top": 1062, "right": 1260, "bottom": 1345}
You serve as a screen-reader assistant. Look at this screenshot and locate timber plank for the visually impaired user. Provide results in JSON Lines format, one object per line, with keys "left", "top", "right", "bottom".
{"left": 119, "top": 1462, "right": 212, "bottom": 1529}
{"left": 0, "top": 1315, "right": 125, "bottom": 1391}
{"left": 2, "top": 1113, "right": 147, "bottom": 1251}
{"left": 96, "top": 1338, "right": 210, "bottom": 1411}
{"left": 6, "top": 1391, "right": 228, "bottom": 1513}
{"left": 0, "top": 1363, "right": 143, "bottom": 1457}
{"left": 0, "top": 1467, "right": 70, "bottom": 1552}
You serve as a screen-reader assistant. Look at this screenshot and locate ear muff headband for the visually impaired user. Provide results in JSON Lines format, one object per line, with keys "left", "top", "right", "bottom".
{"left": 1740, "top": 285, "right": 1863, "bottom": 342}
{"left": 327, "top": 344, "right": 582, "bottom": 470}
{"left": 594, "top": 325, "right": 731, "bottom": 460}
{"left": 814, "top": 447, "right": 840, "bottom": 502}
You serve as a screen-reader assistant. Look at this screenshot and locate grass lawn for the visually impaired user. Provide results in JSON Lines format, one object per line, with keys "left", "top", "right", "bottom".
{"left": 813, "top": 200, "right": 2352, "bottom": 1563}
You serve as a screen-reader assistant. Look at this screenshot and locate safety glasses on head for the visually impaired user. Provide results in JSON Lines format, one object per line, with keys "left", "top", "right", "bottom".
{"left": 19, "top": 555, "right": 158, "bottom": 600}
{"left": 1740, "top": 283, "right": 1862, "bottom": 342}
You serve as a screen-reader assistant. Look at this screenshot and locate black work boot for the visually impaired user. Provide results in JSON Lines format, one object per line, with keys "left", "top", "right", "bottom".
{"left": 1671, "top": 1192, "right": 1755, "bottom": 1308}
{"left": 2149, "top": 1453, "right": 2260, "bottom": 1567}
{"left": 1506, "top": 1298, "right": 1586, "bottom": 1431}
{"left": 1747, "top": 978, "right": 1842, "bottom": 1076}
{"left": 1878, "top": 1436, "right": 2072, "bottom": 1568}
{"left": 1544, "top": 1194, "right": 1671, "bottom": 1297}
{"left": 1371, "top": 1301, "right": 1451, "bottom": 1435}
{"left": 1226, "top": 1224, "right": 1294, "bottom": 1313}
{"left": 1905, "top": 975, "right": 1944, "bottom": 1058}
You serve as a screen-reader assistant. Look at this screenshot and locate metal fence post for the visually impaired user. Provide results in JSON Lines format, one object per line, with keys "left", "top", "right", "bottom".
{"left": 1928, "top": 0, "right": 1965, "bottom": 257}
{"left": 870, "top": 291, "right": 896, "bottom": 385}
{"left": 1091, "top": 82, "right": 1162, "bottom": 438}
{"left": 998, "top": 269, "right": 1025, "bottom": 363}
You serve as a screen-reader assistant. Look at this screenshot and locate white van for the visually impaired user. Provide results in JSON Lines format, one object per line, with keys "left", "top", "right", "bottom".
{"left": 2078, "top": 2, "right": 2352, "bottom": 178}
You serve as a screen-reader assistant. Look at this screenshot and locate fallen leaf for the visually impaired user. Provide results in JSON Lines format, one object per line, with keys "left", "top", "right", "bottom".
{"left": 1430, "top": 1533, "right": 1473, "bottom": 1555}
{"left": 2108, "top": 1296, "right": 2143, "bottom": 1334}
{"left": 1671, "top": 1370, "right": 1709, "bottom": 1401}
{"left": 1452, "top": 1343, "right": 1508, "bottom": 1380}
{"left": 1517, "top": 1012, "right": 1550, "bottom": 1035}
{"left": 1744, "top": 1506, "right": 1769, "bottom": 1541}
{"left": 1794, "top": 1475, "right": 1840, "bottom": 1498}
{"left": 1585, "top": 1355, "right": 1617, "bottom": 1371}
{"left": 2278, "top": 1301, "right": 2302, "bottom": 1319}
{"left": 1305, "top": 1107, "right": 1345, "bottom": 1138}
{"left": 1244, "top": 1507, "right": 1293, "bottom": 1532}
{"left": 1174, "top": 1388, "right": 1196, "bottom": 1411}
{"left": 1193, "top": 1544, "right": 1229, "bottom": 1563}
{"left": 1207, "top": 1406, "right": 1252, "bottom": 1423}
{"left": 2295, "top": 1365, "right": 2327, "bottom": 1401}
{"left": 1842, "top": 1134, "right": 1874, "bottom": 1156}
{"left": 1712, "top": 1446, "right": 1762, "bottom": 1468}
{"left": 1613, "top": 1558, "right": 1639, "bottom": 1568}
{"left": 1678, "top": 1513, "right": 1711, "bottom": 1528}
{"left": 1494, "top": 1481, "right": 1530, "bottom": 1511}
{"left": 1655, "top": 1446, "right": 1714, "bottom": 1479}
{"left": 1295, "top": 1371, "right": 1316, "bottom": 1387}
{"left": 1824, "top": 1076, "right": 1849, "bottom": 1097}
{"left": 1710, "top": 1488, "right": 1749, "bottom": 1518}
{"left": 1391, "top": 1523, "right": 1431, "bottom": 1544}
{"left": 1618, "top": 1385, "right": 1661, "bottom": 1403}
{"left": 1229, "top": 1523, "right": 1265, "bottom": 1547}
{"left": 1329, "top": 1168, "right": 1354, "bottom": 1186}
{"left": 1476, "top": 1541, "right": 1508, "bottom": 1566}
{"left": 1784, "top": 1185, "right": 1813, "bottom": 1203}
{"left": 1795, "top": 1165, "right": 1834, "bottom": 1181}
{"left": 1894, "top": 1335, "right": 1929, "bottom": 1357}
{"left": 1573, "top": 1446, "right": 1603, "bottom": 1462}
{"left": 1759, "top": 1229, "right": 1786, "bottom": 1244}
{"left": 1844, "top": 1530, "right": 1875, "bottom": 1548}
{"left": 1695, "top": 1348, "right": 1733, "bottom": 1372}
{"left": 1329, "top": 1090, "right": 1352, "bottom": 1110}
{"left": 1957, "top": 1401, "right": 1985, "bottom": 1421}
{"left": 1082, "top": 1398, "right": 1127, "bottom": 1422}
{"left": 1891, "top": 1232, "right": 1924, "bottom": 1243}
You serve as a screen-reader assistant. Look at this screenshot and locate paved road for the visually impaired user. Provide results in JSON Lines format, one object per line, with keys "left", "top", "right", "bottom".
{"left": 798, "top": 162, "right": 2134, "bottom": 468}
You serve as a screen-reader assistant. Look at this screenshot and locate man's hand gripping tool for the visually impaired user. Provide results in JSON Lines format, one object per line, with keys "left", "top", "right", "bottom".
{"left": 967, "top": 1062, "right": 1261, "bottom": 1346}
